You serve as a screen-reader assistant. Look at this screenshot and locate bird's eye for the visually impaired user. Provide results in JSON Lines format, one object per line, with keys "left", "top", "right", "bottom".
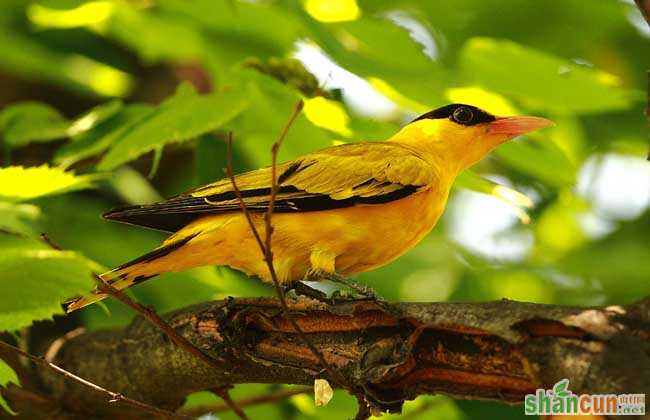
{"left": 452, "top": 107, "right": 474, "bottom": 124}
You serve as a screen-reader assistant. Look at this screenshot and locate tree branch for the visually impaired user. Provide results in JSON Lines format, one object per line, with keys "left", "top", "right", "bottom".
{"left": 0, "top": 340, "right": 188, "bottom": 419}
{"left": 5, "top": 296, "right": 648, "bottom": 418}
{"left": 634, "top": 0, "right": 650, "bottom": 27}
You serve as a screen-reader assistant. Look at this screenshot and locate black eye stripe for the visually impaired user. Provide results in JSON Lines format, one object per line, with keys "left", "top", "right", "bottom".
{"left": 411, "top": 103, "right": 496, "bottom": 126}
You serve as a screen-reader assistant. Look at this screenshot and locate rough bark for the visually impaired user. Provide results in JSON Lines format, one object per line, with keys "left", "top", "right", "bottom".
{"left": 2, "top": 296, "right": 650, "bottom": 418}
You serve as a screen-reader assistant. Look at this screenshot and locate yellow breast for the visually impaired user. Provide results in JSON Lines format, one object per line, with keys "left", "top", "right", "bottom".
{"left": 158, "top": 182, "right": 452, "bottom": 283}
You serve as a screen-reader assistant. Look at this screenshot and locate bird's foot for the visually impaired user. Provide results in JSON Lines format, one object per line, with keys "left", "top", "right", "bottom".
{"left": 283, "top": 281, "right": 329, "bottom": 302}
{"left": 316, "top": 272, "right": 385, "bottom": 303}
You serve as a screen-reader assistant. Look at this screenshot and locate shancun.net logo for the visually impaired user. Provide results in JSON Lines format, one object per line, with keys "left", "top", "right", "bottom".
{"left": 524, "top": 379, "right": 645, "bottom": 416}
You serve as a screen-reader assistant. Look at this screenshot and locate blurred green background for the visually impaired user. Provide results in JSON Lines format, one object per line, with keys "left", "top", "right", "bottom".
{"left": 1, "top": 0, "right": 649, "bottom": 418}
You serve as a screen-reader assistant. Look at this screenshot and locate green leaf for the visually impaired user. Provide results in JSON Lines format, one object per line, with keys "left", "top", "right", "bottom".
{"left": 459, "top": 37, "right": 634, "bottom": 114}
{"left": 0, "top": 246, "right": 100, "bottom": 332}
{"left": 1, "top": 100, "right": 124, "bottom": 150}
{"left": 0, "top": 359, "right": 19, "bottom": 415}
{"left": 54, "top": 104, "right": 154, "bottom": 167}
{"left": 0, "top": 166, "right": 101, "bottom": 202}
{"left": 66, "top": 100, "right": 124, "bottom": 138}
{"left": 495, "top": 136, "right": 577, "bottom": 187}
{"left": 97, "top": 83, "right": 248, "bottom": 170}
{"left": 0, "top": 202, "right": 41, "bottom": 236}
{"left": 0, "top": 102, "right": 69, "bottom": 147}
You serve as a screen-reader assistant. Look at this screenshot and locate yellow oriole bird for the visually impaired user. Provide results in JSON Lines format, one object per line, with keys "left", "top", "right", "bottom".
{"left": 63, "top": 104, "right": 552, "bottom": 312}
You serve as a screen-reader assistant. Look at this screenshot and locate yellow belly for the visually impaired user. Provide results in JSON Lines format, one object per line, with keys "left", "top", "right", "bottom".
{"left": 140, "top": 186, "right": 450, "bottom": 283}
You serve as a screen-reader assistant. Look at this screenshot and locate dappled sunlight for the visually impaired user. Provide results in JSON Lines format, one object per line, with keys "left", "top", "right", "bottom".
{"left": 0, "top": 165, "right": 98, "bottom": 201}
{"left": 447, "top": 189, "right": 534, "bottom": 262}
{"left": 294, "top": 42, "right": 398, "bottom": 118}
{"left": 577, "top": 153, "right": 650, "bottom": 221}
{"left": 304, "top": 0, "right": 361, "bottom": 23}
{"left": 368, "top": 77, "right": 428, "bottom": 113}
{"left": 27, "top": 1, "right": 114, "bottom": 30}
{"left": 303, "top": 97, "right": 353, "bottom": 137}
{"left": 64, "top": 56, "right": 133, "bottom": 97}
{"left": 386, "top": 10, "right": 439, "bottom": 60}
{"left": 445, "top": 86, "right": 518, "bottom": 116}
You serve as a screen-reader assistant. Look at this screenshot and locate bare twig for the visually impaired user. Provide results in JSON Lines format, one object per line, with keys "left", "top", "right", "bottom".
{"left": 180, "top": 386, "right": 311, "bottom": 417}
{"left": 0, "top": 340, "right": 188, "bottom": 419}
{"left": 39, "top": 233, "right": 62, "bottom": 250}
{"left": 211, "top": 387, "right": 250, "bottom": 420}
{"left": 223, "top": 101, "right": 358, "bottom": 401}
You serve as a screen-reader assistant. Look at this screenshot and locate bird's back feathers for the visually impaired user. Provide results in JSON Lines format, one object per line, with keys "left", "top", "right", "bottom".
{"left": 103, "top": 142, "right": 435, "bottom": 232}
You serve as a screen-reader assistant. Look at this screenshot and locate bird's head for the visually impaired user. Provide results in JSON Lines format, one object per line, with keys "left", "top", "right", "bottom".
{"left": 391, "top": 104, "right": 554, "bottom": 173}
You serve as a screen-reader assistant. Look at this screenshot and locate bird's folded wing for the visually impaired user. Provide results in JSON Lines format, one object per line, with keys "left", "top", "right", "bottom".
{"left": 103, "top": 142, "right": 435, "bottom": 232}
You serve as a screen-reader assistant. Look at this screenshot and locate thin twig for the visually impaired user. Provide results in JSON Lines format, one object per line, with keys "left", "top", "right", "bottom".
{"left": 0, "top": 340, "right": 188, "bottom": 419}
{"left": 180, "top": 386, "right": 311, "bottom": 416}
{"left": 39, "top": 233, "right": 62, "bottom": 250}
{"left": 223, "top": 102, "right": 360, "bottom": 401}
{"left": 211, "top": 387, "right": 250, "bottom": 420}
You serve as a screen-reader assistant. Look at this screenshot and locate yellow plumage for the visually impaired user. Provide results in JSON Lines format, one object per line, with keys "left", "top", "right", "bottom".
{"left": 63, "top": 104, "right": 552, "bottom": 312}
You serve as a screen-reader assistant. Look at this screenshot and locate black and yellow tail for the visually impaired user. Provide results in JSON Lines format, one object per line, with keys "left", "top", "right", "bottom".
{"left": 62, "top": 234, "right": 196, "bottom": 313}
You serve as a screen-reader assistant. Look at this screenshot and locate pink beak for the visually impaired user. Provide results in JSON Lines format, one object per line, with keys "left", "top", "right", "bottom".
{"left": 488, "top": 116, "right": 555, "bottom": 136}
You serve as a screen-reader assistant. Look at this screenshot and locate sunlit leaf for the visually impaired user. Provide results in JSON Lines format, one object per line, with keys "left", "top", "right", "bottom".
{"left": 27, "top": 1, "right": 114, "bottom": 30}
{"left": 459, "top": 37, "right": 634, "bottom": 114}
{"left": 456, "top": 171, "right": 532, "bottom": 207}
{"left": 98, "top": 83, "right": 248, "bottom": 170}
{"left": 303, "top": 97, "right": 352, "bottom": 137}
{"left": 0, "top": 166, "right": 101, "bottom": 202}
{"left": 66, "top": 100, "right": 123, "bottom": 137}
{"left": 368, "top": 77, "right": 427, "bottom": 113}
{"left": 0, "top": 246, "right": 100, "bottom": 332}
{"left": 304, "top": 0, "right": 361, "bottom": 23}
{"left": 455, "top": 171, "right": 532, "bottom": 224}
{"left": 445, "top": 86, "right": 518, "bottom": 115}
